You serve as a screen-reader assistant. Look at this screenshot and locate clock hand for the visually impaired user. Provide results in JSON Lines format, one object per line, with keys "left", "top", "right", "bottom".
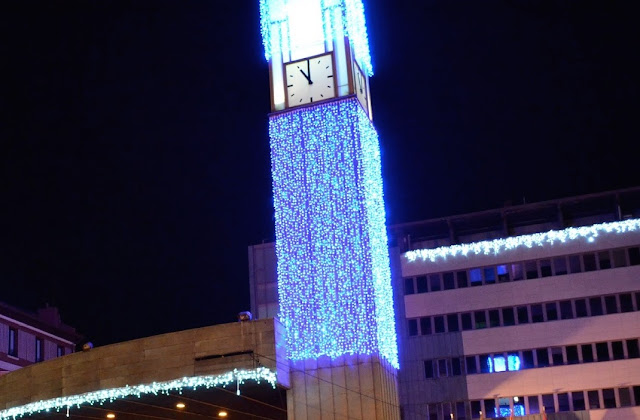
{"left": 307, "top": 59, "right": 312, "bottom": 84}
{"left": 299, "top": 69, "right": 312, "bottom": 84}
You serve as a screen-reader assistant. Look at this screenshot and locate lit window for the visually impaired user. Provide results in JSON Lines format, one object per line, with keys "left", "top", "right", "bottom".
{"left": 507, "top": 354, "right": 521, "bottom": 371}
{"left": 469, "top": 268, "right": 482, "bottom": 286}
{"left": 493, "top": 356, "right": 506, "bottom": 372}
{"left": 497, "top": 265, "right": 509, "bottom": 282}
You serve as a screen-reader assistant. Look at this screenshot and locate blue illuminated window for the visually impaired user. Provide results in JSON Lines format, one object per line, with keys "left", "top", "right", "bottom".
{"left": 469, "top": 268, "right": 483, "bottom": 286}
{"left": 493, "top": 356, "right": 506, "bottom": 372}
{"left": 497, "top": 264, "right": 509, "bottom": 282}
{"left": 507, "top": 354, "right": 521, "bottom": 371}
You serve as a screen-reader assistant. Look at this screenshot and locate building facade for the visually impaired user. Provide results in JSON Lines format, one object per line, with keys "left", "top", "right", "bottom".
{"left": 0, "top": 302, "right": 81, "bottom": 375}
{"left": 249, "top": 187, "right": 640, "bottom": 419}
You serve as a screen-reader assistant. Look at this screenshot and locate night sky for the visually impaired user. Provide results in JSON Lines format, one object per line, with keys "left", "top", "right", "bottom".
{"left": 1, "top": 1, "right": 638, "bottom": 347}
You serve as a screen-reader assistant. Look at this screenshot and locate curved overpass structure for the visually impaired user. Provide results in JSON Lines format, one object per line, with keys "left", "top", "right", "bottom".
{"left": 0, "top": 319, "right": 289, "bottom": 420}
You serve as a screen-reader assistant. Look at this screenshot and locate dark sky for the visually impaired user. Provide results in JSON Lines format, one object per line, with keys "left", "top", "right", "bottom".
{"left": 1, "top": 0, "right": 638, "bottom": 347}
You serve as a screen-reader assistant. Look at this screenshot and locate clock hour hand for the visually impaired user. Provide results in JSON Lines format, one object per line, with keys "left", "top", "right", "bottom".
{"left": 299, "top": 69, "right": 312, "bottom": 84}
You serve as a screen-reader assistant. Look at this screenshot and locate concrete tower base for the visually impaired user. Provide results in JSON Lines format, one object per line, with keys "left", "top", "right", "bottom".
{"left": 287, "top": 355, "right": 400, "bottom": 420}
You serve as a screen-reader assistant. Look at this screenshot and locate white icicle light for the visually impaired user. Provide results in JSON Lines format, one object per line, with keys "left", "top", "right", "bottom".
{"left": 0, "top": 368, "right": 277, "bottom": 420}
{"left": 405, "top": 219, "right": 640, "bottom": 263}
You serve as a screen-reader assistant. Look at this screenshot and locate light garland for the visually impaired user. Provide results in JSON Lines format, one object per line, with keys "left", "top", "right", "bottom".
{"left": 405, "top": 218, "right": 640, "bottom": 263}
{"left": 269, "top": 97, "right": 398, "bottom": 368}
{"left": 0, "top": 368, "right": 276, "bottom": 420}
{"left": 259, "top": 0, "right": 373, "bottom": 76}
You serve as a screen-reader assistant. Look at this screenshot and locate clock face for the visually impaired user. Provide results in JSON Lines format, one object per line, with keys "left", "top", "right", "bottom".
{"left": 285, "top": 53, "right": 335, "bottom": 107}
{"left": 353, "top": 61, "right": 369, "bottom": 114}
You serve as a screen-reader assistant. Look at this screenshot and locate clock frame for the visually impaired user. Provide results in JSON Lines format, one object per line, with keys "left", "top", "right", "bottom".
{"left": 284, "top": 52, "right": 337, "bottom": 109}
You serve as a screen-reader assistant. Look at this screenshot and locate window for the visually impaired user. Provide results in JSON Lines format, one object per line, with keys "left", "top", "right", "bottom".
{"left": 483, "top": 399, "right": 496, "bottom": 417}
{"left": 57, "top": 346, "right": 64, "bottom": 357}
{"left": 420, "top": 317, "right": 432, "bottom": 335}
{"left": 428, "top": 404, "right": 438, "bottom": 420}
{"left": 434, "top": 316, "right": 445, "bottom": 333}
{"left": 404, "top": 278, "right": 415, "bottom": 295}
{"left": 541, "top": 394, "right": 555, "bottom": 413}
{"left": 443, "top": 272, "right": 455, "bottom": 290}
{"left": 628, "top": 247, "right": 640, "bottom": 265}
{"left": 582, "top": 344, "right": 594, "bottom": 363}
{"left": 8, "top": 328, "right": 17, "bottom": 357}
{"left": 522, "top": 350, "right": 535, "bottom": 369}
{"left": 429, "top": 274, "right": 441, "bottom": 292}
{"left": 620, "top": 293, "right": 633, "bottom": 312}
{"left": 605, "top": 295, "right": 618, "bottom": 314}
{"left": 447, "top": 314, "right": 459, "bottom": 332}
{"left": 461, "top": 313, "right": 473, "bottom": 330}
{"left": 489, "top": 310, "right": 500, "bottom": 328}
{"left": 510, "top": 263, "right": 524, "bottom": 281}
{"left": 575, "top": 299, "right": 588, "bottom": 317}
{"left": 569, "top": 255, "right": 582, "bottom": 273}
{"left": 517, "top": 306, "right": 529, "bottom": 324}
{"left": 536, "top": 348, "right": 549, "bottom": 367}
{"left": 553, "top": 256, "right": 567, "bottom": 275}
{"left": 634, "top": 386, "right": 640, "bottom": 407}
{"left": 35, "top": 338, "right": 44, "bottom": 362}
{"left": 474, "top": 311, "right": 486, "bottom": 329}
{"left": 451, "top": 357, "right": 462, "bottom": 376}
{"left": 589, "top": 297, "right": 603, "bottom": 316}
{"left": 416, "top": 276, "right": 428, "bottom": 293}
{"left": 587, "top": 390, "right": 600, "bottom": 409}
{"left": 566, "top": 345, "right": 579, "bottom": 364}
{"left": 611, "top": 341, "right": 624, "bottom": 360}
{"left": 466, "top": 356, "right": 478, "bottom": 374}
{"left": 507, "top": 354, "right": 521, "bottom": 371}
{"left": 424, "top": 360, "right": 434, "bottom": 378}
{"left": 527, "top": 396, "right": 540, "bottom": 414}
{"left": 596, "top": 342, "right": 609, "bottom": 362}
{"left": 551, "top": 347, "right": 563, "bottom": 365}
{"left": 471, "top": 401, "right": 481, "bottom": 418}
{"left": 572, "top": 391, "right": 585, "bottom": 411}
{"left": 497, "top": 265, "right": 509, "bottom": 282}
{"left": 560, "top": 300, "right": 573, "bottom": 319}
{"left": 492, "top": 355, "right": 506, "bottom": 372}
{"left": 557, "top": 393, "right": 569, "bottom": 412}
{"left": 626, "top": 339, "right": 640, "bottom": 358}
{"left": 602, "top": 388, "right": 616, "bottom": 408}
{"left": 408, "top": 319, "right": 418, "bottom": 336}
{"left": 583, "top": 253, "right": 597, "bottom": 271}
{"left": 598, "top": 251, "right": 611, "bottom": 269}
{"left": 469, "top": 268, "right": 483, "bottom": 286}
{"left": 531, "top": 304, "right": 543, "bottom": 323}
{"left": 479, "top": 354, "right": 491, "bottom": 373}
{"left": 437, "top": 359, "right": 448, "bottom": 377}
{"left": 502, "top": 307, "right": 515, "bottom": 326}
{"left": 525, "top": 261, "right": 538, "bottom": 279}
{"left": 612, "top": 248, "right": 627, "bottom": 267}
{"left": 545, "top": 302, "right": 558, "bottom": 321}
{"left": 484, "top": 267, "right": 496, "bottom": 284}
{"left": 540, "top": 259, "right": 552, "bottom": 277}
{"left": 619, "top": 387, "right": 632, "bottom": 407}
{"left": 457, "top": 271, "right": 468, "bottom": 288}
{"left": 456, "top": 401, "right": 466, "bottom": 419}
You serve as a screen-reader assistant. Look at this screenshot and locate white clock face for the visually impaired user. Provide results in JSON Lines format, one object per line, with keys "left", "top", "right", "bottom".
{"left": 353, "top": 62, "right": 369, "bottom": 113}
{"left": 285, "top": 53, "right": 335, "bottom": 107}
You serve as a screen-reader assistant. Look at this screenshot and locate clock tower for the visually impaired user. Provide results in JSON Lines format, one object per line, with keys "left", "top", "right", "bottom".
{"left": 260, "top": 1, "right": 399, "bottom": 418}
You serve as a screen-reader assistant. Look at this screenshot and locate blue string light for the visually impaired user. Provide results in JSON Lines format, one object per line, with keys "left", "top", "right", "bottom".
{"left": 259, "top": 0, "right": 374, "bottom": 76}
{"left": 269, "top": 97, "right": 398, "bottom": 368}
